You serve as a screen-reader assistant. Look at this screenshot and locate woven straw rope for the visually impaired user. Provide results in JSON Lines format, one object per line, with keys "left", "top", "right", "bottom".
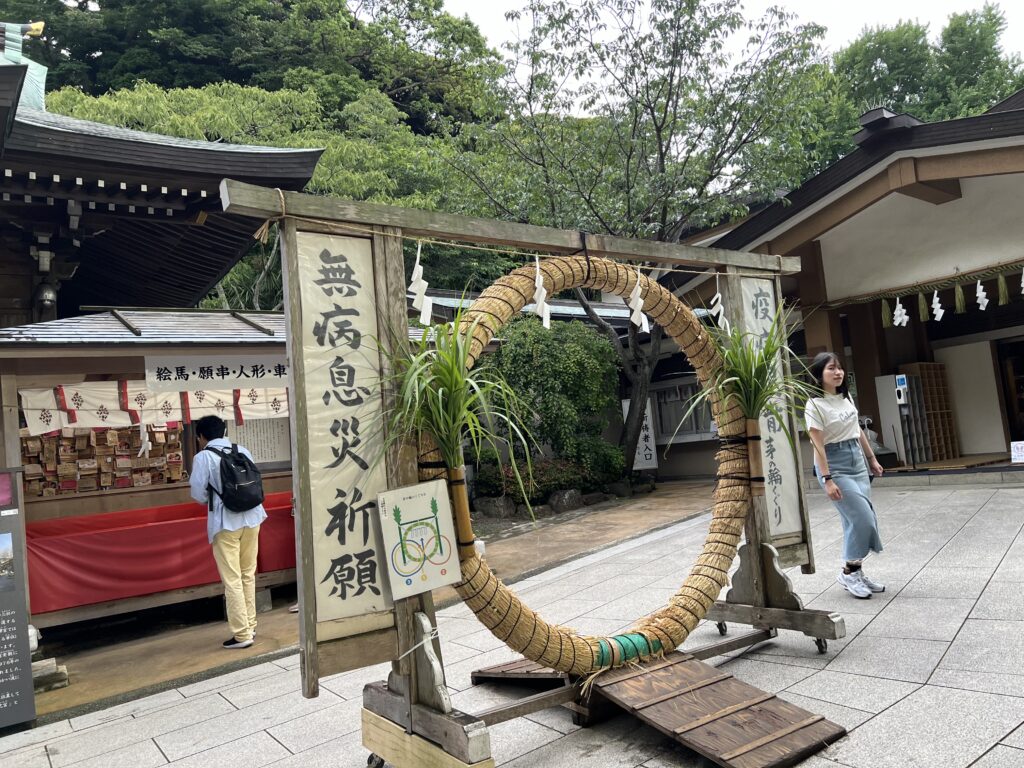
{"left": 424, "top": 256, "right": 750, "bottom": 675}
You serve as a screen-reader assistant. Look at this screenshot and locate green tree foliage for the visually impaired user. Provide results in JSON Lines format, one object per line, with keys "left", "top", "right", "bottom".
{"left": 48, "top": 81, "right": 460, "bottom": 309}
{"left": 826, "top": 4, "right": 1024, "bottom": 164}
{"left": 490, "top": 317, "right": 624, "bottom": 483}
{"left": 446, "top": 0, "right": 828, "bottom": 468}
{"left": 4, "top": 0, "right": 500, "bottom": 134}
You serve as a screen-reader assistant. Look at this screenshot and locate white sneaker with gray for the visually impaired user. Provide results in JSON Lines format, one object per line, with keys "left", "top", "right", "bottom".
{"left": 837, "top": 570, "right": 872, "bottom": 599}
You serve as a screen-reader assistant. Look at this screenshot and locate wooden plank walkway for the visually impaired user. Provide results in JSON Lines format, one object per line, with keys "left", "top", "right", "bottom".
{"left": 472, "top": 653, "right": 846, "bottom": 768}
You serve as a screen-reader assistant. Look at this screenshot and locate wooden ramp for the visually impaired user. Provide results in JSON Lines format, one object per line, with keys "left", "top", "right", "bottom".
{"left": 472, "top": 653, "right": 845, "bottom": 768}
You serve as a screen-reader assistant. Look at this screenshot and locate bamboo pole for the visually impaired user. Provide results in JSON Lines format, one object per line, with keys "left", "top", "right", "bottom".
{"left": 447, "top": 466, "right": 476, "bottom": 561}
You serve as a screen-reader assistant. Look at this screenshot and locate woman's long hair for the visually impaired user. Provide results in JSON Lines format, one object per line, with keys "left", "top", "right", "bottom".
{"left": 808, "top": 351, "right": 850, "bottom": 398}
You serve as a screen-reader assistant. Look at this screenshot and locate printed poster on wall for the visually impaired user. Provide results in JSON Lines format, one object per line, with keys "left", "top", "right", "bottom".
{"left": 292, "top": 231, "right": 392, "bottom": 622}
{"left": 621, "top": 398, "right": 658, "bottom": 470}
{"left": 377, "top": 479, "right": 460, "bottom": 600}
{"left": 739, "top": 278, "right": 802, "bottom": 539}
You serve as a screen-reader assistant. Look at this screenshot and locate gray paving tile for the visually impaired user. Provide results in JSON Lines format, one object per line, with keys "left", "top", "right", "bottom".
{"left": 274, "top": 653, "right": 302, "bottom": 670}
{"left": 972, "top": 581, "right": 1024, "bottom": 620}
{"left": 155, "top": 688, "right": 340, "bottom": 760}
{"left": 450, "top": 626, "right": 515, "bottom": 652}
{"left": 744, "top": 651, "right": 831, "bottom": 670}
{"left": 524, "top": 704, "right": 581, "bottom": 735}
{"left": 825, "top": 685, "right": 1024, "bottom": 768}
{"left": 716, "top": 657, "right": 816, "bottom": 692}
{"left": 44, "top": 694, "right": 235, "bottom": 767}
{"left": 177, "top": 661, "right": 286, "bottom": 698}
{"left": 942, "top": 620, "right": 1024, "bottom": 675}
{"left": 582, "top": 589, "right": 681, "bottom": 623}
{"left": 805, "top": 580, "right": 906, "bottom": 616}
{"left": 70, "top": 739, "right": 167, "bottom": 768}
{"left": 161, "top": 730, "right": 289, "bottom": 768}
{"left": 1004, "top": 721, "right": 1024, "bottom": 749}
{"left": 2, "top": 745, "right": 50, "bottom": 768}
{"left": 499, "top": 712, "right": 679, "bottom": 768}
{"left": 0, "top": 719, "right": 72, "bottom": 754}
{"left": 318, "top": 662, "right": 392, "bottom": 700}
{"left": 993, "top": 539, "right": 1024, "bottom": 582}
{"left": 825, "top": 635, "right": 948, "bottom": 683}
{"left": 862, "top": 597, "right": 975, "bottom": 641}
{"left": 786, "top": 670, "right": 921, "bottom": 714}
{"left": 972, "top": 746, "right": 1024, "bottom": 767}
{"left": 440, "top": 646, "right": 520, "bottom": 692}
{"left": 219, "top": 668, "right": 302, "bottom": 709}
{"left": 69, "top": 690, "right": 186, "bottom": 730}
{"left": 901, "top": 567, "right": 993, "bottom": 598}
{"left": 263, "top": 730, "right": 366, "bottom": 768}
{"left": 488, "top": 715, "right": 564, "bottom": 764}
{"left": 928, "top": 668, "right": 1024, "bottom": 698}
{"left": 777, "top": 690, "right": 873, "bottom": 731}
{"left": 266, "top": 697, "right": 362, "bottom": 752}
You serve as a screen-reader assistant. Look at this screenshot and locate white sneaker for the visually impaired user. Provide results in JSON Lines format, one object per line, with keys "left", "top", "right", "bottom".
{"left": 837, "top": 571, "right": 872, "bottom": 599}
{"left": 856, "top": 571, "right": 885, "bottom": 593}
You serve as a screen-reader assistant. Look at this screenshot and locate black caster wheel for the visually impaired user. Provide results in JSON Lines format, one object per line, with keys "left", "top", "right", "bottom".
{"left": 367, "top": 754, "right": 386, "bottom": 768}
{"left": 716, "top": 621, "right": 728, "bottom": 636}
{"left": 815, "top": 638, "right": 828, "bottom": 654}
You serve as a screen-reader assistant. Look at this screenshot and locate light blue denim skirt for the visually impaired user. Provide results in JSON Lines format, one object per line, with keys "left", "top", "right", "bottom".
{"left": 818, "top": 439, "right": 883, "bottom": 561}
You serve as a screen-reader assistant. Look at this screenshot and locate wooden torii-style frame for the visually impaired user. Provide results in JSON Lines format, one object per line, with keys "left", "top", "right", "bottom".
{"left": 220, "top": 179, "right": 844, "bottom": 768}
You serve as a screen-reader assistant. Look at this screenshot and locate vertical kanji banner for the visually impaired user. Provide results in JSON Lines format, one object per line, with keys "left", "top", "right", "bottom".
{"left": 291, "top": 231, "right": 392, "bottom": 623}
{"left": 739, "top": 278, "right": 803, "bottom": 540}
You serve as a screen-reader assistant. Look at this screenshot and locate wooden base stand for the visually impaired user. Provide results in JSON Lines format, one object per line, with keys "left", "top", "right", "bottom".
{"left": 362, "top": 709, "right": 495, "bottom": 768}
{"left": 703, "top": 542, "right": 845, "bottom": 656}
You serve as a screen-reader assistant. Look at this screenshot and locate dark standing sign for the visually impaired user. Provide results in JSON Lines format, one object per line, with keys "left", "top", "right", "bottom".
{"left": 0, "top": 469, "right": 35, "bottom": 729}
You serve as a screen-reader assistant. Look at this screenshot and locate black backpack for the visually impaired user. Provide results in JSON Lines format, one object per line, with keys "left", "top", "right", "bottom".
{"left": 205, "top": 444, "right": 265, "bottom": 512}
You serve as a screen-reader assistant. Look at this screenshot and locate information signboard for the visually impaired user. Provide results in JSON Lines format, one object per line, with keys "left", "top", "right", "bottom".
{"left": 0, "top": 470, "right": 35, "bottom": 729}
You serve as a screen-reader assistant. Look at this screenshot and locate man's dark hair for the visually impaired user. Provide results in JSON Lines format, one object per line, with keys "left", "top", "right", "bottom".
{"left": 808, "top": 351, "right": 849, "bottom": 397}
{"left": 195, "top": 415, "right": 227, "bottom": 441}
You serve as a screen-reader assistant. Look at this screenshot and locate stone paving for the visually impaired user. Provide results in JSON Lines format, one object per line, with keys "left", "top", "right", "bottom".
{"left": 3, "top": 484, "right": 1024, "bottom": 767}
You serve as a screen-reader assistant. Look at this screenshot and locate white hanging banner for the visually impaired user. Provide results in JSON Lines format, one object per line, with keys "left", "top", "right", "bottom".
{"left": 976, "top": 280, "right": 989, "bottom": 311}
{"left": 932, "top": 290, "right": 945, "bottom": 322}
{"left": 708, "top": 274, "right": 730, "bottom": 333}
{"left": 892, "top": 297, "right": 909, "bottom": 327}
{"left": 237, "top": 387, "right": 290, "bottom": 421}
{"left": 183, "top": 389, "right": 237, "bottom": 422}
{"left": 408, "top": 241, "right": 434, "bottom": 326}
{"left": 18, "top": 388, "right": 66, "bottom": 436}
{"left": 532, "top": 256, "right": 550, "bottom": 329}
{"left": 56, "top": 382, "right": 131, "bottom": 428}
{"left": 145, "top": 354, "right": 289, "bottom": 392}
{"left": 628, "top": 266, "right": 650, "bottom": 333}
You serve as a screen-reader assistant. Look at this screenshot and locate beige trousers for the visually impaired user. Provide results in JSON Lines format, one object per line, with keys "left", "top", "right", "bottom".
{"left": 211, "top": 525, "right": 260, "bottom": 641}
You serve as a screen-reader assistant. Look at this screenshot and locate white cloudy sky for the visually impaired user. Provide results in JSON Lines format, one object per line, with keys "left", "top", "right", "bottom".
{"left": 443, "top": 0, "right": 1024, "bottom": 57}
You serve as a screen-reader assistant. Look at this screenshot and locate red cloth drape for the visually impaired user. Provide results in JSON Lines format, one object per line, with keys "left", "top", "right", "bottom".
{"left": 26, "top": 491, "right": 295, "bottom": 615}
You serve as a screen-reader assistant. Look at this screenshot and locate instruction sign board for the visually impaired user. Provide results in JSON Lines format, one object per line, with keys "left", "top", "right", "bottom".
{"left": 377, "top": 480, "right": 460, "bottom": 600}
{"left": 0, "top": 471, "right": 35, "bottom": 729}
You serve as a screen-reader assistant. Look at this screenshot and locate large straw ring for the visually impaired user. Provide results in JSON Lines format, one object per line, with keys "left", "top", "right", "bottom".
{"left": 440, "top": 255, "right": 752, "bottom": 675}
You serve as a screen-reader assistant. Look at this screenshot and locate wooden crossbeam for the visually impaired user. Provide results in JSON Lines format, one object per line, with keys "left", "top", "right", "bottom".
{"left": 220, "top": 179, "right": 796, "bottom": 274}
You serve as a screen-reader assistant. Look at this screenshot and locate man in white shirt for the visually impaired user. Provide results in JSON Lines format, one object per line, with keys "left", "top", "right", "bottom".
{"left": 189, "top": 415, "right": 267, "bottom": 649}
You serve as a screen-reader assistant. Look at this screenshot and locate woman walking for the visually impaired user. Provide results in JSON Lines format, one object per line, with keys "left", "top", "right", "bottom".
{"left": 805, "top": 352, "right": 885, "bottom": 599}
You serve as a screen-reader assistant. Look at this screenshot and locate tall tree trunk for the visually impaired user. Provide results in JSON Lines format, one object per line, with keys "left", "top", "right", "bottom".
{"left": 574, "top": 288, "right": 664, "bottom": 472}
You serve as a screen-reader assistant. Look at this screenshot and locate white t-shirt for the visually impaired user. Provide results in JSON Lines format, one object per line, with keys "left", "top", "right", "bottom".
{"left": 804, "top": 394, "right": 861, "bottom": 445}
